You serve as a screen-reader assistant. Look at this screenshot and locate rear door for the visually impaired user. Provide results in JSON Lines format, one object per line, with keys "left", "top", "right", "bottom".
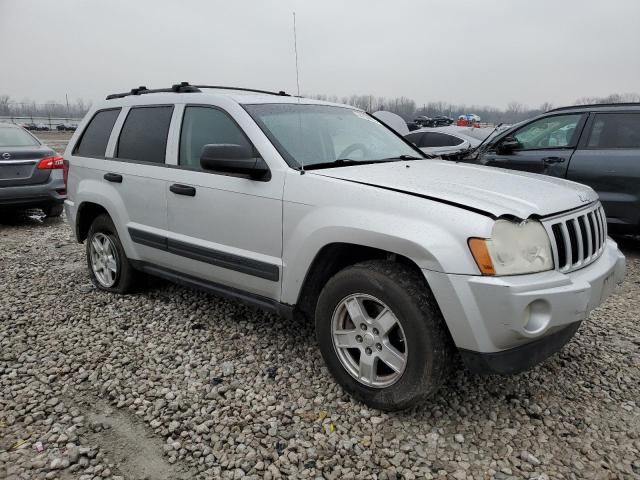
{"left": 107, "top": 105, "right": 173, "bottom": 263}
{"left": 568, "top": 111, "right": 640, "bottom": 230}
{"left": 71, "top": 106, "right": 172, "bottom": 264}
{"left": 482, "top": 113, "right": 586, "bottom": 176}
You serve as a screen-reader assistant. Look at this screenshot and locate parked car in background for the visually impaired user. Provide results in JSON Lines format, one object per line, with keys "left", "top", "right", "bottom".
{"left": 405, "top": 127, "right": 481, "bottom": 157}
{"left": 413, "top": 116, "right": 454, "bottom": 128}
{"left": 431, "top": 115, "right": 454, "bottom": 127}
{"left": 406, "top": 120, "right": 421, "bottom": 131}
{"left": 414, "top": 116, "right": 433, "bottom": 127}
{"left": 63, "top": 83, "right": 625, "bottom": 410}
{"left": 35, "top": 123, "right": 50, "bottom": 131}
{"left": 56, "top": 123, "right": 77, "bottom": 131}
{"left": 0, "top": 123, "right": 66, "bottom": 217}
{"left": 23, "top": 123, "right": 38, "bottom": 131}
{"left": 470, "top": 103, "right": 640, "bottom": 233}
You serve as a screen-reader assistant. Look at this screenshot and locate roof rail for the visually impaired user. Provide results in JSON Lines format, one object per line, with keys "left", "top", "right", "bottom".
{"left": 548, "top": 102, "right": 640, "bottom": 112}
{"left": 106, "top": 82, "right": 289, "bottom": 100}
{"left": 193, "top": 85, "right": 290, "bottom": 97}
{"left": 106, "top": 82, "right": 201, "bottom": 100}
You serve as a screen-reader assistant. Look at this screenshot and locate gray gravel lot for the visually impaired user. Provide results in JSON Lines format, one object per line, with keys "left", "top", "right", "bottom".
{"left": 1, "top": 214, "right": 638, "bottom": 480}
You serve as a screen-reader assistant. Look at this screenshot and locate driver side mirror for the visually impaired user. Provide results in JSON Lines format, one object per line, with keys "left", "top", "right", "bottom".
{"left": 496, "top": 136, "right": 522, "bottom": 154}
{"left": 200, "top": 144, "right": 270, "bottom": 181}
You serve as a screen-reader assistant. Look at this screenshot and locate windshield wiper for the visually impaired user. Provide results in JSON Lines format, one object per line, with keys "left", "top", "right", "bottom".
{"left": 467, "top": 123, "right": 503, "bottom": 159}
{"left": 304, "top": 158, "right": 399, "bottom": 170}
{"left": 380, "top": 154, "right": 422, "bottom": 161}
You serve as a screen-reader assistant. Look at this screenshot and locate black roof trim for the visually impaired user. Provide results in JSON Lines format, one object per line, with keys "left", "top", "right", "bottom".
{"left": 193, "top": 85, "right": 290, "bottom": 97}
{"left": 106, "top": 82, "right": 289, "bottom": 100}
{"left": 548, "top": 102, "right": 640, "bottom": 112}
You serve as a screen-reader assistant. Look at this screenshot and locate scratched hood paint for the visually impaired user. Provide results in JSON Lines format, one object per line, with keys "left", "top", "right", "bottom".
{"left": 311, "top": 159, "right": 598, "bottom": 219}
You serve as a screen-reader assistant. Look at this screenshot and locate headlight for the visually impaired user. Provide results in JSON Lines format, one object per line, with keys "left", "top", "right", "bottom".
{"left": 468, "top": 219, "right": 553, "bottom": 275}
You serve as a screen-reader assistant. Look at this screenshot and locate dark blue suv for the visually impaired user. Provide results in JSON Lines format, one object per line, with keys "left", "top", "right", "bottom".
{"left": 472, "top": 103, "right": 640, "bottom": 234}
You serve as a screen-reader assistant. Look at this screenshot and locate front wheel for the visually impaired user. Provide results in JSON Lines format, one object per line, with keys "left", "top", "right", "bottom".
{"left": 315, "top": 260, "right": 453, "bottom": 411}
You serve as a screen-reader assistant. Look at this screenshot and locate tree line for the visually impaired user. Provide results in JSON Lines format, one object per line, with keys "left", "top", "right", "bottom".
{"left": 2, "top": 91, "right": 638, "bottom": 124}
{"left": 0, "top": 95, "right": 92, "bottom": 119}
{"left": 308, "top": 92, "right": 640, "bottom": 124}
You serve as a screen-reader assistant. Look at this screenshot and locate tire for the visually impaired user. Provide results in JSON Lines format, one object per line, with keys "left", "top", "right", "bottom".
{"left": 315, "top": 260, "right": 453, "bottom": 411}
{"left": 43, "top": 204, "right": 64, "bottom": 217}
{"left": 86, "top": 214, "right": 138, "bottom": 293}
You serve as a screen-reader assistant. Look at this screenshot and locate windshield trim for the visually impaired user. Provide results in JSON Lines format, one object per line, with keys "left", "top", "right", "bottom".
{"left": 241, "top": 103, "right": 425, "bottom": 170}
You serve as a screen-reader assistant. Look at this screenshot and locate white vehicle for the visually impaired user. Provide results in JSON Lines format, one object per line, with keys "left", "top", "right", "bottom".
{"left": 63, "top": 83, "right": 625, "bottom": 410}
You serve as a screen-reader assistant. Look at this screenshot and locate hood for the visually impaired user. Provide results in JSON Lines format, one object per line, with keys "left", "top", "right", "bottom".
{"left": 311, "top": 160, "right": 597, "bottom": 219}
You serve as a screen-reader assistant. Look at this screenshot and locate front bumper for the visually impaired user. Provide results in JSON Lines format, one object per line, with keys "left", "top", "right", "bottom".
{"left": 424, "top": 238, "right": 626, "bottom": 373}
{"left": 0, "top": 172, "right": 65, "bottom": 210}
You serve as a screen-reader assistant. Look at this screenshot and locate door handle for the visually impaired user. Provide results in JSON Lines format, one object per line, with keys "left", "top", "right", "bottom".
{"left": 104, "top": 173, "right": 123, "bottom": 183}
{"left": 542, "top": 156, "right": 565, "bottom": 165}
{"left": 170, "top": 184, "right": 196, "bottom": 197}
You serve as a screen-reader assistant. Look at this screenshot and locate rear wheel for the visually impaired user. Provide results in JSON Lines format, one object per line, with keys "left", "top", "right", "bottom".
{"left": 86, "top": 214, "right": 138, "bottom": 293}
{"left": 315, "top": 260, "right": 453, "bottom": 411}
{"left": 43, "top": 204, "right": 63, "bottom": 217}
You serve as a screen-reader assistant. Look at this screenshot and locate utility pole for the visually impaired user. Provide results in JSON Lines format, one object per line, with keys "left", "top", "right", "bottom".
{"left": 65, "top": 94, "right": 70, "bottom": 119}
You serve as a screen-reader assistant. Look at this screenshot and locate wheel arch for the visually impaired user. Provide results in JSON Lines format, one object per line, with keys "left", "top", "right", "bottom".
{"left": 292, "top": 242, "right": 427, "bottom": 322}
{"left": 76, "top": 201, "right": 110, "bottom": 243}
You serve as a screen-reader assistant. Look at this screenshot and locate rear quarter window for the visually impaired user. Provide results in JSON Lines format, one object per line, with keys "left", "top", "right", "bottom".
{"left": 116, "top": 106, "right": 174, "bottom": 163}
{"left": 73, "top": 109, "right": 121, "bottom": 157}
{"left": 587, "top": 113, "right": 640, "bottom": 149}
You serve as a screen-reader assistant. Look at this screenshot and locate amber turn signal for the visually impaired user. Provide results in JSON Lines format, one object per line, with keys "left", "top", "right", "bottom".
{"left": 468, "top": 238, "right": 496, "bottom": 276}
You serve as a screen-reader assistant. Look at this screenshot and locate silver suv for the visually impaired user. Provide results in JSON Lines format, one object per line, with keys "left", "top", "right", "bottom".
{"left": 63, "top": 83, "right": 626, "bottom": 410}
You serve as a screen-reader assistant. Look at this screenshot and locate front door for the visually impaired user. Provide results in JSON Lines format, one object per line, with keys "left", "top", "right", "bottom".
{"left": 165, "top": 105, "right": 284, "bottom": 300}
{"left": 482, "top": 113, "right": 586, "bottom": 177}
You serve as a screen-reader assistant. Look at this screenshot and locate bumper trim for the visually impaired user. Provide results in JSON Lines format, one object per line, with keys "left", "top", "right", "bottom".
{"left": 458, "top": 321, "right": 581, "bottom": 375}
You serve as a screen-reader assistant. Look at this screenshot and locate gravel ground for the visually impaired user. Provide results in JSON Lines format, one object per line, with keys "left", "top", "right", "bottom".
{"left": 1, "top": 214, "right": 639, "bottom": 480}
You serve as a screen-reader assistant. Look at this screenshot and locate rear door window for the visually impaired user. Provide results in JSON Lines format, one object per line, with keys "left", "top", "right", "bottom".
{"left": 116, "top": 106, "right": 174, "bottom": 163}
{"left": 74, "top": 109, "right": 120, "bottom": 157}
{"left": 587, "top": 113, "right": 640, "bottom": 149}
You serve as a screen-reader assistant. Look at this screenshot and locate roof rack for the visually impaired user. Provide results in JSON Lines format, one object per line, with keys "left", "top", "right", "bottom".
{"left": 193, "top": 85, "right": 290, "bottom": 97}
{"left": 548, "top": 102, "right": 640, "bottom": 112}
{"left": 106, "top": 82, "right": 289, "bottom": 100}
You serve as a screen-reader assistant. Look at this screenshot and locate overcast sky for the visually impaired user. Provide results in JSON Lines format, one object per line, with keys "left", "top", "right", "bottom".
{"left": 1, "top": 0, "right": 639, "bottom": 109}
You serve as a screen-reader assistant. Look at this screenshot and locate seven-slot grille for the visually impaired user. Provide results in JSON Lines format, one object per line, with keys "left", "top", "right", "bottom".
{"left": 544, "top": 203, "right": 607, "bottom": 273}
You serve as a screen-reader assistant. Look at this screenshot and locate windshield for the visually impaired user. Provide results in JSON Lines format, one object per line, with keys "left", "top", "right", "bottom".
{"left": 0, "top": 126, "right": 39, "bottom": 147}
{"left": 244, "top": 104, "right": 422, "bottom": 169}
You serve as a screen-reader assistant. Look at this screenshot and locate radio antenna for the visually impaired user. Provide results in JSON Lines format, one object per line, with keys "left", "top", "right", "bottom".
{"left": 293, "top": 12, "right": 301, "bottom": 97}
{"left": 292, "top": 11, "right": 305, "bottom": 174}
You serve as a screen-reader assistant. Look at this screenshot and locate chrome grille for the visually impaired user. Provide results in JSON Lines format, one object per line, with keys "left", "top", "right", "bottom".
{"left": 543, "top": 203, "right": 607, "bottom": 273}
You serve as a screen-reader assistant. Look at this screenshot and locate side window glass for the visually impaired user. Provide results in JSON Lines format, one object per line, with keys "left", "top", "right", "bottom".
{"left": 513, "top": 114, "right": 582, "bottom": 150}
{"left": 179, "top": 106, "right": 253, "bottom": 169}
{"left": 420, "top": 132, "right": 464, "bottom": 147}
{"left": 587, "top": 113, "right": 640, "bottom": 149}
{"left": 405, "top": 132, "right": 423, "bottom": 145}
{"left": 73, "top": 109, "right": 120, "bottom": 157}
{"left": 116, "top": 106, "right": 173, "bottom": 163}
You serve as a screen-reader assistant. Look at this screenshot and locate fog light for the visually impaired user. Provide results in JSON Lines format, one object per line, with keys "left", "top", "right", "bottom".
{"left": 522, "top": 300, "right": 551, "bottom": 334}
